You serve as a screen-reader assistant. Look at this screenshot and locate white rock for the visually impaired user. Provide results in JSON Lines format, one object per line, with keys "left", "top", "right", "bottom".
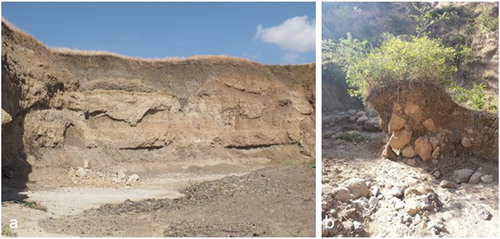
{"left": 75, "top": 167, "right": 87, "bottom": 178}
{"left": 368, "top": 196, "right": 379, "bottom": 208}
{"left": 341, "top": 178, "right": 369, "bottom": 199}
{"left": 126, "top": 174, "right": 140, "bottom": 184}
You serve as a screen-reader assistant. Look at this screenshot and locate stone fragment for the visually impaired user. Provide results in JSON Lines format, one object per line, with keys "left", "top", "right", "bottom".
{"left": 389, "top": 113, "right": 406, "bottom": 131}
{"left": 439, "top": 180, "right": 457, "bottom": 189}
{"left": 354, "top": 111, "right": 366, "bottom": 119}
{"left": 332, "top": 187, "right": 351, "bottom": 203}
{"left": 2, "top": 109, "right": 12, "bottom": 125}
{"left": 368, "top": 196, "right": 379, "bottom": 208}
{"left": 479, "top": 210, "right": 492, "bottom": 220}
{"left": 353, "top": 221, "right": 364, "bottom": 232}
{"left": 363, "top": 117, "right": 381, "bottom": 132}
{"left": 432, "top": 170, "right": 441, "bottom": 179}
{"left": 403, "top": 101, "right": 423, "bottom": 123}
{"left": 481, "top": 174, "right": 493, "bottom": 183}
{"left": 341, "top": 178, "right": 369, "bottom": 199}
{"left": 402, "top": 144, "right": 418, "bottom": 158}
{"left": 356, "top": 115, "right": 369, "bottom": 125}
{"left": 382, "top": 143, "right": 398, "bottom": 160}
{"left": 461, "top": 137, "right": 472, "bottom": 148}
{"left": 75, "top": 167, "right": 87, "bottom": 178}
{"left": 414, "top": 137, "right": 432, "bottom": 161}
{"left": 431, "top": 146, "right": 440, "bottom": 159}
{"left": 390, "top": 186, "right": 406, "bottom": 198}
{"left": 405, "top": 198, "right": 420, "bottom": 216}
{"left": 126, "top": 174, "right": 140, "bottom": 184}
{"left": 83, "top": 159, "right": 90, "bottom": 169}
{"left": 468, "top": 172, "right": 482, "bottom": 184}
{"left": 453, "top": 169, "right": 474, "bottom": 183}
{"left": 389, "top": 129, "right": 413, "bottom": 150}
{"left": 429, "top": 136, "right": 440, "bottom": 149}
{"left": 422, "top": 118, "right": 437, "bottom": 132}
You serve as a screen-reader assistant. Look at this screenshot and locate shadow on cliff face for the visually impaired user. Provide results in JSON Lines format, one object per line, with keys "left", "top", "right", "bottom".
{"left": 2, "top": 54, "right": 31, "bottom": 201}
{"left": 1, "top": 114, "right": 31, "bottom": 201}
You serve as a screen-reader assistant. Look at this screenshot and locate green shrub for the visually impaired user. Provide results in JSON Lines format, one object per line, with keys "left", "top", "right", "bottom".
{"left": 328, "top": 34, "right": 457, "bottom": 98}
{"left": 22, "top": 201, "right": 47, "bottom": 212}
{"left": 339, "top": 131, "right": 365, "bottom": 142}
{"left": 2, "top": 224, "right": 17, "bottom": 237}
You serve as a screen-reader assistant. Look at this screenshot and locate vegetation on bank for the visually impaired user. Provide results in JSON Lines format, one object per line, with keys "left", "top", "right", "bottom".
{"left": 323, "top": 2, "right": 498, "bottom": 112}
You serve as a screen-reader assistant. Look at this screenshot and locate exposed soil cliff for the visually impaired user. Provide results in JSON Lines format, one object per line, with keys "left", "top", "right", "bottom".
{"left": 1, "top": 19, "right": 315, "bottom": 192}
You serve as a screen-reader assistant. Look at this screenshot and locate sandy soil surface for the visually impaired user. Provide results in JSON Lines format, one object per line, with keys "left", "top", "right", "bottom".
{"left": 322, "top": 112, "right": 499, "bottom": 237}
{"left": 2, "top": 163, "right": 315, "bottom": 237}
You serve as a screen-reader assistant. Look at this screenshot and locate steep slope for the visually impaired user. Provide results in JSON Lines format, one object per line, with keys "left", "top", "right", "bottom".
{"left": 1, "top": 19, "right": 315, "bottom": 192}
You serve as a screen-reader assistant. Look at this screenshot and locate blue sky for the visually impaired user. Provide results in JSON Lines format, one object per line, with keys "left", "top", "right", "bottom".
{"left": 2, "top": 2, "right": 315, "bottom": 64}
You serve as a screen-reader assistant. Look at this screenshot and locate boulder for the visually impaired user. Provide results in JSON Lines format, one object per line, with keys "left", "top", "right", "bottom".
{"left": 332, "top": 187, "right": 351, "bottom": 203}
{"left": 414, "top": 137, "right": 432, "bottom": 161}
{"left": 389, "top": 129, "right": 413, "bottom": 150}
{"left": 402, "top": 144, "right": 418, "bottom": 158}
{"left": 422, "top": 118, "right": 437, "bottom": 132}
{"left": 468, "top": 172, "right": 482, "bottom": 184}
{"left": 389, "top": 113, "right": 406, "bottom": 131}
{"left": 356, "top": 115, "right": 369, "bottom": 125}
{"left": 481, "top": 174, "right": 493, "bottom": 183}
{"left": 403, "top": 101, "right": 423, "bottom": 123}
{"left": 354, "top": 111, "right": 366, "bottom": 119}
{"left": 363, "top": 117, "right": 381, "bottom": 131}
{"left": 341, "top": 178, "right": 369, "bottom": 199}
{"left": 382, "top": 143, "right": 398, "bottom": 160}
{"left": 453, "top": 169, "right": 474, "bottom": 183}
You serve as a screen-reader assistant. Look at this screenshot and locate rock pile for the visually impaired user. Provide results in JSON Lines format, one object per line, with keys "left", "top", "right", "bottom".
{"left": 322, "top": 178, "right": 380, "bottom": 237}
{"left": 368, "top": 81, "right": 498, "bottom": 162}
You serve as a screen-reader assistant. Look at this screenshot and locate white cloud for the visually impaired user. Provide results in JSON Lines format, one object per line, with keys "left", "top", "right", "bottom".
{"left": 283, "top": 52, "right": 301, "bottom": 63}
{"left": 255, "top": 16, "right": 315, "bottom": 53}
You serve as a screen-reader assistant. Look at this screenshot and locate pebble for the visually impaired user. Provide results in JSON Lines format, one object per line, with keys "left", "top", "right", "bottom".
{"left": 83, "top": 159, "right": 90, "bottom": 169}
{"left": 332, "top": 187, "right": 351, "bottom": 203}
{"left": 368, "top": 196, "right": 379, "bottom": 208}
{"left": 405, "top": 198, "right": 420, "bottom": 216}
{"left": 432, "top": 170, "right": 441, "bottom": 179}
{"left": 353, "top": 221, "right": 364, "bottom": 232}
{"left": 439, "top": 180, "right": 457, "bottom": 189}
{"left": 481, "top": 174, "right": 493, "bottom": 183}
{"left": 126, "top": 174, "right": 140, "bottom": 184}
{"left": 479, "top": 210, "right": 492, "bottom": 220}
{"left": 341, "top": 178, "right": 369, "bottom": 199}
{"left": 390, "top": 186, "right": 406, "bottom": 198}
{"left": 75, "top": 167, "right": 87, "bottom": 178}
{"left": 453, "top": 168, "right": 474, "bottom": 183}
{"left": 468, "top": 172, "right": 482, "bottom": 184}
{"left": 370, "top": 186, "right": 379, "bottom": 196}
